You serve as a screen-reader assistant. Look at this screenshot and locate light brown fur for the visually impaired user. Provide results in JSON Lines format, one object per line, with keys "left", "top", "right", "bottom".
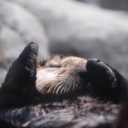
{"left": 36, "top": 56, "right": 88, "bottom": 94}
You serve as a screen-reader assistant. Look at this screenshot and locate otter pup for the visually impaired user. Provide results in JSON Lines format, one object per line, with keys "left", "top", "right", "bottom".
{"left": 0, "top": 42, "right": 127, "bottom": 128}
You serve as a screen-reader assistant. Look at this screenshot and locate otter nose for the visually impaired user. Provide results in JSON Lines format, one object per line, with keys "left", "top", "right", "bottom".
{"left": 78, "top": 69, "right": 87, "bottom": 80}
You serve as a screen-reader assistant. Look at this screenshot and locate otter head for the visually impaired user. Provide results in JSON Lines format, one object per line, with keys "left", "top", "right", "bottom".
{"left": 36, "top": 55, "right": 90, "bottom": 95}
{"left": 0, "top": 42, "right": 90, "bottom": 109}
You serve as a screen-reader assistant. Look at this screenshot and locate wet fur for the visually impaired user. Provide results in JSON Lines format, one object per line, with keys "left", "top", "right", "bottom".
{"left": 0, "top": 42, "right": 128, "bottom": 128}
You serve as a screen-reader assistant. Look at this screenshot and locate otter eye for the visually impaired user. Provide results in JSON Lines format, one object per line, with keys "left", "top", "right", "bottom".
{"left": 49, "top": 65, "right": 61, "bottom": 68}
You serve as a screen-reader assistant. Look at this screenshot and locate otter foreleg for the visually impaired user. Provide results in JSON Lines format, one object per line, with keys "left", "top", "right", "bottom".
{"left": 86, "top": 58, "right": 128, "bottom": 103}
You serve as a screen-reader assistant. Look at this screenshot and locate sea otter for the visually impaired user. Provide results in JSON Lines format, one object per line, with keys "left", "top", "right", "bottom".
{"left": 0, "top": 42, "right": 128, "bottom": 128}
{"left": 36, "top": 45, "right": 127, "bottom": 103}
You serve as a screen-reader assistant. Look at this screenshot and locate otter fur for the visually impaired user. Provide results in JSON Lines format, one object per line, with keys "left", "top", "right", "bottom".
{"left": 0, "top": 42, "right": 128, "bottom": 128}
{"left": 36, "top": 56, "right": 88, "bottom": 94}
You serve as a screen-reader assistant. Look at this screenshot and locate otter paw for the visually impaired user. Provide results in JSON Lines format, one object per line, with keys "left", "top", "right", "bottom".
{"left": 86, "top": 58, "right": 117, "bottom": 93}
{"left": 18, "top": 42, "right": 38, "bottom": 77}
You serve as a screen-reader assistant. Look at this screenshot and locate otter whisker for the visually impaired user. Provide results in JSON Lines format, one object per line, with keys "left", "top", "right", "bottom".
{"left": 55, "top": 84, "right": 63, "bottom": 94}
{"left": 61, "top": 84, "right": 67, "bottom": 94}
{"left": 48, "top": 85, "right": 56, "bottom": 93}
{"left": 55, "top": 82, "right": 65, "bottom": 94}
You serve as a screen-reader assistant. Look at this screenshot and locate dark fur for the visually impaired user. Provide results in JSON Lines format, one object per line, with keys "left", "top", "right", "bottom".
{"left": 0, "top": 42, "right": 128, "bottom": 128}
